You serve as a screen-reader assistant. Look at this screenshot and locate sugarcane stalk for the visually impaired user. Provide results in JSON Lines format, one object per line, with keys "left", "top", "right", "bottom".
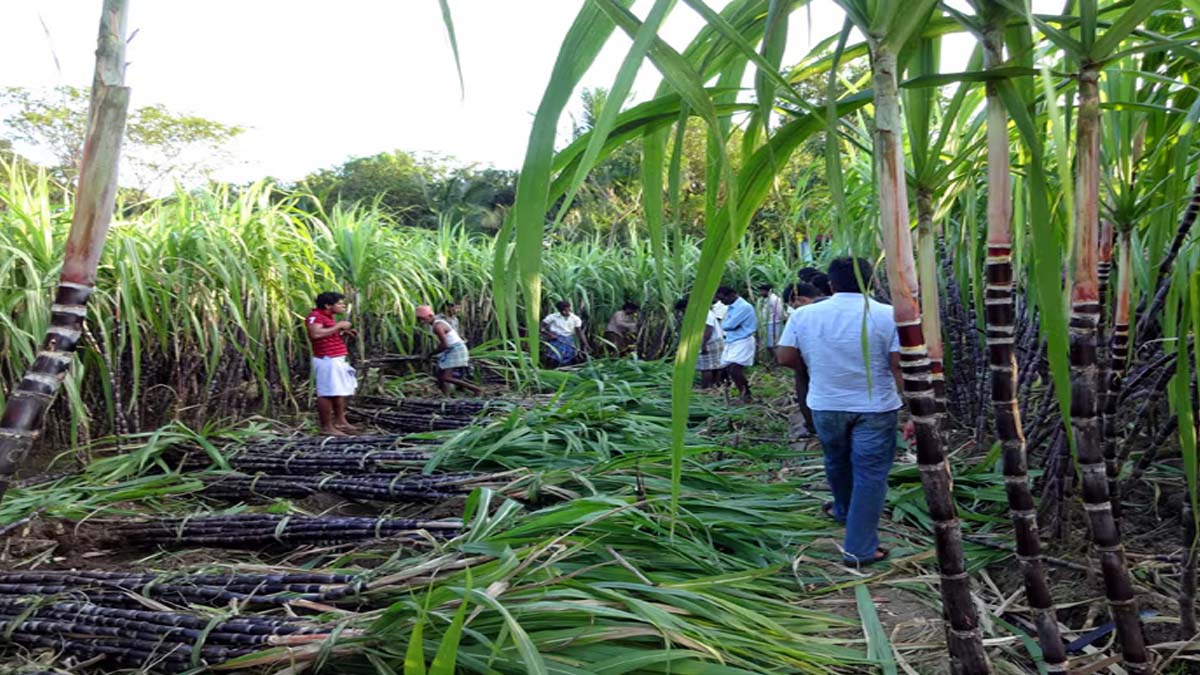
{"left": 917, "top": 188, "right": 947, "bottom": 419}
{"left": 977, "top": 15, "right": 1066, "bottom": 671}
{"left": 1182, "top": 503, "right": 1198, "bottom": 638}
{"left": 0, "top": 0, "right": 130, "bottom": 505}
{"left": 1104, "top": 229, "right": 1133, "bottom": 518}
{"left": 872, "top": 44, "right": 990, "bottom": 674}
{"left": 1070, "top": 61, "right": 1149, "bottom": 674}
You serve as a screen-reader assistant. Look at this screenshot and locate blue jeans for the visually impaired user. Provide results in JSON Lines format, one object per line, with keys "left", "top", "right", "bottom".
{"left": 812, "top": 409, "right": 899, "bottom": 562}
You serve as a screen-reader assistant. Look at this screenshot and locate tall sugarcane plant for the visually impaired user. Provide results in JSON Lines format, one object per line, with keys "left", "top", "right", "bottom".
{"left": 830, "top": 0, "right": 990, "bottom": 671}
{"left": 952, "top": 1, "right": 1070, "bottom": 669}
{"left": 0, "top": 0, "right": 130, "bottom": 504}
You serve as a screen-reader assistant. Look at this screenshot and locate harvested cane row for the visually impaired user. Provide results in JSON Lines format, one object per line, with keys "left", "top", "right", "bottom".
{"left": 0, "top": 570, "right": 364, "bottom": 607}
{"left": 228, "top": 449, "right": 432, "bottom": 474}
{"left": 347, "top": 406, "right": 476, "bottom": 433}
{"left": 354, "top": 395, "right": 492, "bottom": 416}
{"left": 115, "top": 515, "right": 461, "bottom": 549}
{"left": 200, "top": 471, "right": 490, "bottom": 503}
{"left": 0, "top": 599, "right": 326, "bottom": 672}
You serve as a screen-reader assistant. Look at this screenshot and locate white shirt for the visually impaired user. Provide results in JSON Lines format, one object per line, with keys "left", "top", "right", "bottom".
{"left": 542, "top": 312, "right": 582, "bottom": 338}
{"left": 705, "top": 309, "right": 725, "bottom": 345}
{"left": 779, "top": 292, "right": 902, "bottom": 413}
{"left": 711, "top": 301, "right": 728, "bottom": 321}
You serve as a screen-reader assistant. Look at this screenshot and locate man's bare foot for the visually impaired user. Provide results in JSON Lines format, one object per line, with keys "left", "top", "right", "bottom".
{"left": 739, "top": 395, "right": 754, "bottom": 405}
{"left": 320, "top": 427, "right": 349, "bottom": 437}
{"left": 336, "top": 423, "right": 359, "bottom": 435}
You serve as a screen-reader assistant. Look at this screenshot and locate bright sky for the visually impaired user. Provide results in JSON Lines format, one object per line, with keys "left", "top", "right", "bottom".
{"left": 0, "top": 1, "right": 1020, "bottom": 186}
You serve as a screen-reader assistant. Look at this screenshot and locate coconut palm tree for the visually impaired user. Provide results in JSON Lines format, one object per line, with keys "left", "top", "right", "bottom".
{"left": 0, "top": 0, "right": 130, "bottom": 504}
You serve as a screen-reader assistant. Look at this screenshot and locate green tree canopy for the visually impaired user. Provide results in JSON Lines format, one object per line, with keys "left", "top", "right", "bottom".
{"left": 0, "top": 85, "right": 244, "bottom": 193}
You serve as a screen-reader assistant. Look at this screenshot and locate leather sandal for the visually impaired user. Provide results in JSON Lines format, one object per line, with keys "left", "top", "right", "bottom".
{"left": 844, "top": 547, "right": 891, "bottom": 568}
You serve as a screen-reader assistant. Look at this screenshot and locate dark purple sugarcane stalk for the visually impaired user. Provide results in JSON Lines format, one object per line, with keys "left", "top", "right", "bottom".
{"left": 980, "top": 13, "right": 1065, "bottom": 667}
{"left": 1070, "top": 62, "right": 1148, "bottom": 673}
{"left": 1104, "top": 229, "right": 1133, "bottom": 520}
{"left": 0, "top": 0, "right": 130, "bottom": 505}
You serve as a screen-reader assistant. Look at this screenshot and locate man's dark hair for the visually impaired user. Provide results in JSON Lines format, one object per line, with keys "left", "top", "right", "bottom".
{"left": 810, "top": 273, "right": 832, "bottom": 296}
{"left": 790, "top": 281, "right": 820, "bottom": 299}
{"left": 826, "top": 257, "right": 873, "bottom": 294}
{"left": 555, "top": 300, "right": 572, "bottom": 311}
{"left": 797, "top": 267, "right": 821, "bottom": 282}
{"left": 315, "top": 291, "right": 344, "bottom": 309}
{"left": 757, "top": 283, "right": 773, "bottom": 294}
{"left": 674, "top": 296, "right": 689, "bottom": 312}
{"left": 622, "top": 302, "right": 640, "bottom": 312}
{"left": 443, "top": 300, "right": 459, "bottom": 309}
{"left": 716, "top": 286, "right": 736, "bottom": 297}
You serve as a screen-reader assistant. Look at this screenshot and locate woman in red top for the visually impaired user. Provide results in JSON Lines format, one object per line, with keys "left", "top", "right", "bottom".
{"left": 307, "top": 291, "right": 358, "bottom": 435}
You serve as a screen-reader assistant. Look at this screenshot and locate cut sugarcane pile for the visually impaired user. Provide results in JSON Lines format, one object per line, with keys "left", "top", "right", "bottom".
{"left": 346, "top": 407, "right": 476, "bottom": 432}
{"left": 115, "top": 515, "right": 461, "bottom": 549}
{"left": 0, "top": 570, "right": 363, "bottom": 607}
{"left": 354, "top": 395, "right": 492, "bottom": 416}
{"left": 347, "top": 396, "right": 496, "bottom": 433}
{"left": 229, "top": 448, "right": 432, "bottom": 474}
{"left": 200, "top": 471, "right": 497, "bottom": 503}
{"left": 0, "top": 599, "right": 328, "bottom": 672}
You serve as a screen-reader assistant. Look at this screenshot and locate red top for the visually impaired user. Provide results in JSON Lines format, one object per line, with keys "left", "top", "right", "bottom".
{"left": 307, "top": 308, "right": 348, "bottom": 358}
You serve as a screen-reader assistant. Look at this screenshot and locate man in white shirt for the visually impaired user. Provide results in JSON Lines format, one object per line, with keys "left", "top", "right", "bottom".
{"left": 541, "top": 300, "right": 588, "bottom": 367}
{"left": 778, "top": 257, "right": 905, "bottom": 567}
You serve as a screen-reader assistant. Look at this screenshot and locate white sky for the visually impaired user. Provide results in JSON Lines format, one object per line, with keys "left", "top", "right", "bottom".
{"left": 0, "top": 1, "right": 1008, "bottom": 185}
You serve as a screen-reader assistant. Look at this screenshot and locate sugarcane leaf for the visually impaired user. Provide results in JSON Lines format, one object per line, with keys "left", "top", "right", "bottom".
{"left": 465, "top": 588, "right": 548, "bottom": 675}
{"left": 435, "top": 0, "right": 464, "bottom": 99}
{"left": 429, "top": 569, "right": 472, "bottom": 675}
{"left": 855, "top": 584, "right": 897, "bottom": 675}
{"left": 754, "top": 0, "right": 790, "bottom": 144}
{"left": 552, "top": 0, "right": 674, "bottom": 227}
{"left": 510, "top": 0, "right": 630, "bottom": 366}
{"left": 1091, "top": 0, "right": 1163, "bottom": 60}
{"left": 826, "top": 19, "right": 853, "bottom": 245}
{"left": 881, "top": 0, "right": 940, "bottom": 52}
{"left": 404, "top": 602, "right": 429, "bottom": 674}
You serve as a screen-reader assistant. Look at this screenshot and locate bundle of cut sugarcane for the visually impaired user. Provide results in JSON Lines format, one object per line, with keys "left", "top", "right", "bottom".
{"left": 0, "top": 598, "right": 327, "bottom": 671}
{"left": 240, "top": 434, "right": 414, "bottom": 452}
{"left": 355, "top": 395, "right": 492, "bottom": 416}
{"left": 347, "top": 407, "right": 475, "bottom": 433}
{"left": 229, "top": 448, "right": 432, "bottom": 475}
{"left": 0, "top": 570, "right": 364, "bottom": 607}
{"left": 116, "top": 515, "right": 461, "bottom": 549}
{"left": 199, "top": 471, "right": 481, "bottom": 503}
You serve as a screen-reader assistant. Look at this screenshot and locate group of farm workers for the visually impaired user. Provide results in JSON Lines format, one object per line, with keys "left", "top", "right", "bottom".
{"left": 305, "top": 256, "right": 906, "bottom": 566}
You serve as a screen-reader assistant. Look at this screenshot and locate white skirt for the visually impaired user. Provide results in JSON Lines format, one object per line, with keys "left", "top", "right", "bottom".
{"left": 313, "top": 356, "right": 357, "bottom": 397}
{"left": 720, "top": 337, "right": 756, "bottom": 367}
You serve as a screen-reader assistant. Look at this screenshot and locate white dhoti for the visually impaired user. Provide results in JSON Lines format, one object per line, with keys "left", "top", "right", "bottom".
{"left": 312, "top": 356, "right": 357, "bottom": 397}
{"left": 720, "top": 337, "right": 755, "bottom": 367}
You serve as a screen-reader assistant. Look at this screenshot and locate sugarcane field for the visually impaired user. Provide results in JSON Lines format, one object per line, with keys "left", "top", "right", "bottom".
{"left": 3, "top": 1, "right": 1200, "bottom": 674}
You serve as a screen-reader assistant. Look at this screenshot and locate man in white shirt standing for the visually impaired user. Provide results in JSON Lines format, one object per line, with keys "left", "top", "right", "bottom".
{"left": 777, "top": 257, "right": 905, "bottom": 567}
